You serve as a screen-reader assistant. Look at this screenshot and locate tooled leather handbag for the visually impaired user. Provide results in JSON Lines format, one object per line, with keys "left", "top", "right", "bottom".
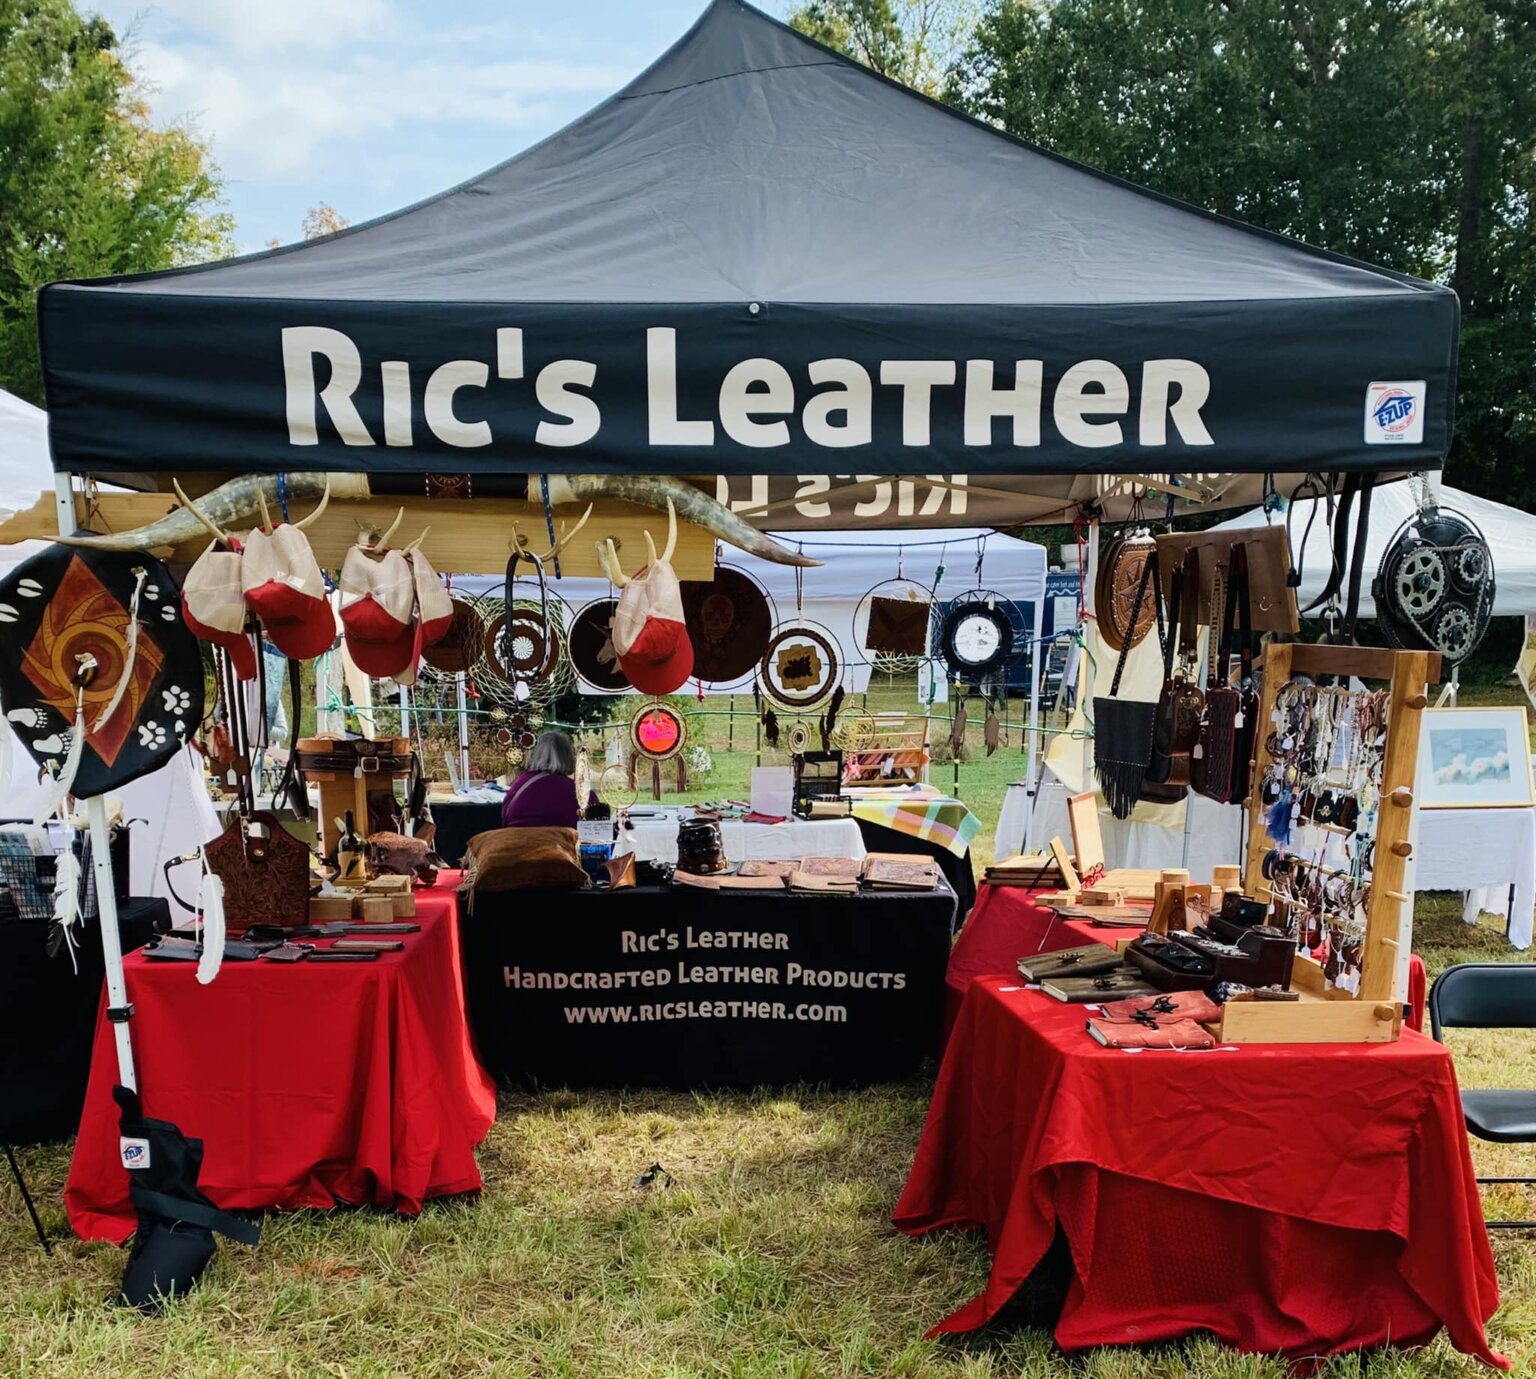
{"left": 202, "top": 810, "right": 313, "bottom": 927}
{"left": 1092, "top": 547, "right": 1165, "bottom": 820}
{"left": 1141, "top": 549, "right": 1204, "bottom": 804}
{"left": 1192, "top": 543, "right": 1257, "bottom": 804}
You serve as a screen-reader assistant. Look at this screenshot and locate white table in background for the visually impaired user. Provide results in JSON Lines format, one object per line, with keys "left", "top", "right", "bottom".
{"left": 1416, "top": 806, "right": 1535, "bottom": 950}
{"left": 615, "top": 815, "right": 866, "bottom": 867}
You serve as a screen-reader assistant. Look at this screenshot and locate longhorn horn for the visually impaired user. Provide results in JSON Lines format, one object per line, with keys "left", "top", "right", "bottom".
{"left": 600, "top": 539, "right": 631, "bottom": 588}
{"left": 546, "top": 475, "right": 819, "bottom": 567}
{"left": 57, "top": 473, "right": 369, "bottom": 551}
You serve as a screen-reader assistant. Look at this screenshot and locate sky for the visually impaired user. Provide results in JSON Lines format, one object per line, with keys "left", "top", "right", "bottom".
{"left": 91, "top": 0, "right": 775, "bottom": 252}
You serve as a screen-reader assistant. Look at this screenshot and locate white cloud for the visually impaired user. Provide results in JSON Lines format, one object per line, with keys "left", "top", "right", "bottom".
{"left": 100, "top": 3, "right": 638, "bottom": 192}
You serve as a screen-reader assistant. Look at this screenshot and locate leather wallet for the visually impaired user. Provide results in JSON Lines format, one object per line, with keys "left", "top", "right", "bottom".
{"left": 1098, "top": 989, "right": 1222, "bottom": 1024}
{"left": 1086, "top": 1017, "right": 1216, "bottom": 1049}
{"left": 1016, "top": 944, "right": 1121, "bottom": 983}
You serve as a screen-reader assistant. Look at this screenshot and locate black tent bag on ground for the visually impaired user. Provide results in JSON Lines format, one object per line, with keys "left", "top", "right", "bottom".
{"left": 113, "top": 1085, "right": 260, "bottom": 1309}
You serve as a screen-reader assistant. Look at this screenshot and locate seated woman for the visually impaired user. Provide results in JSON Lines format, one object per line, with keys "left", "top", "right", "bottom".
{"left": 500, "top": 730, "right": 579, "bottom": 830}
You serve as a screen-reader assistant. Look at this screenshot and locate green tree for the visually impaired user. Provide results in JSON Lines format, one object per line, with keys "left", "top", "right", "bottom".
{"left": 0, "top": 0, "right": 234, "bottom": 404}
{"left": 947, "top": 0, "right": 1536, "bottom": 506}
{"left": 788, "top": 0, "right": 976, "bottom": 96}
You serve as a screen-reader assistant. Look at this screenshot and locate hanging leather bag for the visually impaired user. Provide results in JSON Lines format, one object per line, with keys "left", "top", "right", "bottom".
{"left": 1093, "top": 548, "right": 1165, "bottom": 820}
{"left": 1141, "top": 550, "right": 1204, "bottom": 803}
{"left": 202, "top": 810, "right": 312, "bottom": 927}
{"left": 1193, "top": 543, "right": 1257, "bottom": 804}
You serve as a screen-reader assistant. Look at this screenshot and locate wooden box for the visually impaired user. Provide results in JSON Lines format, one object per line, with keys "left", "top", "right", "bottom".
{"left": 308, "top": 894, "right": 356, "bottom": 922}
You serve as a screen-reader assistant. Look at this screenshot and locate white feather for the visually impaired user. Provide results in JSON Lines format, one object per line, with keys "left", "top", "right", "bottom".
{"left": 32, "top": 691, "right": 86, "bottom": 828}
{"left": 93, "top": 568, "right": 147, "bottom": 731}
{"left": 51, "top": 847, "right": 81, "bottom": 974}
{"left": 196, "top": 868, "right": 225, "bottom": 986}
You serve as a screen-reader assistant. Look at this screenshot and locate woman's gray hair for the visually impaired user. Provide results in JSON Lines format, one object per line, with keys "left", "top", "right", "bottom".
{"left": 527, "top": 729, "right": 577, "bottom": 777}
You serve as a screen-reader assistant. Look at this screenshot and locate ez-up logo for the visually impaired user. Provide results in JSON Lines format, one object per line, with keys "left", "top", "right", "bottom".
{"left": 119, "top": 1136, "right": 151, "bottom": 1170}
{"left": 1365, "top": 381, "right": 1425, "bottom": 444}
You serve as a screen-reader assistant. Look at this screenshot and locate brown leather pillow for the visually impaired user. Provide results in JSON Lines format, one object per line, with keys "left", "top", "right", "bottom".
{"left": 462, "top": 827, "right": 589, "bottom": 894}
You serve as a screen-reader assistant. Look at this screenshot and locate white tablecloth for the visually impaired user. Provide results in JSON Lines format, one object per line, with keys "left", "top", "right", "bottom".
{"left": 1001, "top": 774, "right": 1244, "bottom": 878}
{"left": 1000, "top": 776, "right": 1535, "bottom": 951}
{"left": 1417, "top": 806, "right": 1535, "bottom": 950}
{"left": 616, "top": 817, "right": 866, "bottom": 867}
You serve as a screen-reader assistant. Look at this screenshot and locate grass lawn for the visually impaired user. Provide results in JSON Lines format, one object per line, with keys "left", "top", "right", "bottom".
{"left": 2, "top": 680, "right": 1533, "bottom": 1377}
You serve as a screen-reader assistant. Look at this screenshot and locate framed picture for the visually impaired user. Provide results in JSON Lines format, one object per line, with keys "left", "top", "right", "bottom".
{"left": 1417, "top": 707, "right": 1535, "bottom": 810}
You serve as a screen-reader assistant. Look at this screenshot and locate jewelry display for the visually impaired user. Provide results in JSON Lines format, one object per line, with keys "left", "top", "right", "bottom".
{"left": 1254, "top": 681, "right": 1389, "bottom": 993}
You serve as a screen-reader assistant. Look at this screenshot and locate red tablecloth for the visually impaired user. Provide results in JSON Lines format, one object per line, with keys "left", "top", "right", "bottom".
{"left": 895, "top": 974, "right": 1505, "bottom": 1369}
{"left": 944, "top": 884, "right": 1143, "bottom": 1040}
{"left": 66, "top": 875, "right": 496, "bottom": 1242}
{"left": 949, "top": 883, "right": 1430, "bottom": 1033}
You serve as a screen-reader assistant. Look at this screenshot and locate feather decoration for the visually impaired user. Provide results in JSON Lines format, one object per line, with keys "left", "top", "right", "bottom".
{"left": 949, "top": 699, "right": 968, "bottom": 755}
{"left": 820, "top": 685, "right": 845, "bottom": 752}
{"left": 763, "top": 709, "right": 780, "bottom": 748}
{"left": 91, "top": 567, "right": 147, "bottom": 731}
{"left": 32, "top": 687, "right": 87, "bottom": 828}
{"left": 196, "top": 867, "right": 226, "bottom": 986}
{"left": 984, "top": 711, "right": 1000, "bottom": 757}
{"left": 49, "top": 847, "right": 82, "bottom": 973}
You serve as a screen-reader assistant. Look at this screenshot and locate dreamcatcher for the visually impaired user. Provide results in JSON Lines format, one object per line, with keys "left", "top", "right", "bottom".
{"left": 854, "top": 546, "right": 934, "bottom": 675}
{"left": 1372, "top": 477, "right": 1495, "bottom": 664}
{"left": 757, "top": 556, "right": 843, "bottom": 716}
{"left": 627, "top": 700, "right": 689, "bottom": 800}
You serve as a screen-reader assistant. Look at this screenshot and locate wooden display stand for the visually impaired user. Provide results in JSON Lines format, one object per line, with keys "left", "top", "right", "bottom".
{"left": 299, "top": 737, "right": 414, "bottom": 860}
{"left": 1215, "top": 642, "right": 1440, "bottom": 1044}
{"left": 842, "top": 713, "right": 930, "bottom": 785}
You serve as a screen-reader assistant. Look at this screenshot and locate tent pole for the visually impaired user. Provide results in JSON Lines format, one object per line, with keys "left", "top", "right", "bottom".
{"left": 1022, "top": 610, "right": 1041, "bottom": 856}
{"left": 89, "top": 795, "right": 137, "bottom": 1091}
{"left": 1081, "top": 517, "right": 1100, "bottom": 809}
{"left": 56, "top": 469, "right": 138, "bottom": 1091}
{"left": 455, "top": 673, "right": 471, "bottom": 783}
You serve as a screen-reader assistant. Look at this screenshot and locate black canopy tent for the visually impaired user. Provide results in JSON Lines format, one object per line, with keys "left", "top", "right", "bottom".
{"left": 38, "top": 0, "right": 1457, "bottom": 488}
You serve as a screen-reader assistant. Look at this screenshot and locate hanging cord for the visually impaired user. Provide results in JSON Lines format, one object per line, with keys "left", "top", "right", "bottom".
{"left": 538, "top": 475, "right": 563, "bottom": 579}
{"left": 277, "top": 472, "right": 291, "bottom": 525}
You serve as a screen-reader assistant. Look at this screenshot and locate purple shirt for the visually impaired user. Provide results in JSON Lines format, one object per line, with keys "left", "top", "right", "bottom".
{"left": 500, "top": 771, "right": 579, "bottom": 830}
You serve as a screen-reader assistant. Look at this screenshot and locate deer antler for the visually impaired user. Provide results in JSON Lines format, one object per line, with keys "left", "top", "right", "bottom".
{"left": 599, "top": 539, "right": 630, "bottom": 588}
{"left": 293, "top": 477, "right": 333, "bottom": 531}
{"left": 173, "top": 480, "right": 233, "bottom": 546}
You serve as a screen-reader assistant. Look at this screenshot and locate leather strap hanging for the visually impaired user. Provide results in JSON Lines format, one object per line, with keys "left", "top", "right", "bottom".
{"left": 269, "top": 658, "right": 312, "bottom": 820}
{"left": 1092, "top": 549, "right": 1166, "bottom": 819}
{"left": 1193, "top": 544, "right": 1256, "bottom": 804}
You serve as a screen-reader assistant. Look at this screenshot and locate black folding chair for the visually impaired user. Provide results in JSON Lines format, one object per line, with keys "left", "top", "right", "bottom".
{"left": 1429, "top": 962, "right": 1536, "bottom": 1229}
{"left": 3, "top": 1146, "right": 51, "bottom": 1252}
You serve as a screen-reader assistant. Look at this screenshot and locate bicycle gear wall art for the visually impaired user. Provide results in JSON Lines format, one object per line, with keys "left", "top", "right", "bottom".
{"left": 1372, "top": 484, "right": 1494, "bottom": 665}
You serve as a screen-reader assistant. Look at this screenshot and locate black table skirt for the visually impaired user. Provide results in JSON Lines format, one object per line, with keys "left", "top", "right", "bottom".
{"left": 0, "top": 898, "right": 170, "bottom": 1144}
{"left": 459, "top": 881, "right": 956, "bottom": 1090}
{"left": 854, "top": 819, "right": 977, "bottom": 916}
{"left": 430, "top": 800, "right": 503, "bottom": 868}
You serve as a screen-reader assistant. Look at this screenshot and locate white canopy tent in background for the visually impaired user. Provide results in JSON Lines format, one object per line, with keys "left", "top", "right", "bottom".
{"left": 459, "top": 526, "right": 1049, "bottom": 699}
{"left": 0, "top": 402, "right": 220, "bottom": 908}
{"left": 0, "top": 388, "right": 49, "bottom": 519}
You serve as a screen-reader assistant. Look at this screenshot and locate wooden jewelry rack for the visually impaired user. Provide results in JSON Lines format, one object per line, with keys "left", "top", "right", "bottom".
{"left": 1231, "top": 642, "right": 1440, "bottom": 1042}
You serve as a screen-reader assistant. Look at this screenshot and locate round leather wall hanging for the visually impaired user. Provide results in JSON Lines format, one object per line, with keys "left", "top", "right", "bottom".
{"left": 938, "top": 601, "right": 1013, "bottom": 681}
{"left": 1095, "top": 532, "right": 1158, "bottom": 652}
{"left": 0, "top": 545, "right": 204, "bottom": 797}
{"left": 680, "top": 566, "right": 773, "bottom": 684}
{"left": 630, "top": 702, "right": 687, "bottom": 761}
{"left": 758, "top": 625, "right": 840, "bottom": 710}
{"left": 420, "top": 598, "right": 484, "bottom": 674}
{"left": 569, "top": 597, "right": 631, "bottom": 692}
